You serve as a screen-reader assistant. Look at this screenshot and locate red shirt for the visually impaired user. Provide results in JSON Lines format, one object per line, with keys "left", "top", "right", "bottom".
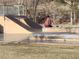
{"left": 44, "top": 17, "right": 52, "bottom": 27}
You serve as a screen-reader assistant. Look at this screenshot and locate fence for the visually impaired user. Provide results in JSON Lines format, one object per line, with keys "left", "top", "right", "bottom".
{"left": 0, "top": 5, "right": 25, "bottom": 16}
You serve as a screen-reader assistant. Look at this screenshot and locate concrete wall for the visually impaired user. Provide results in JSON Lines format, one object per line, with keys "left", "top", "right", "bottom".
{"left": 42, "top": 27, "right": 67, "bottom": 32}
{"left": 42, "top": 27, "right": 79, "bottom": 33}
{"left": 0, "top": 16, "right": 32, "bottom": 42}
{"left": 71, "top": 28, "right": 79, "bottom": 33}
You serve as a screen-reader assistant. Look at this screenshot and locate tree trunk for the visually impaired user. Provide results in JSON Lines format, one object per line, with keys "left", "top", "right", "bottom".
{"left": 70, "top": 10, "right": 73, "bottom": 25}
{"left": 33, "top": 0, "right": 39, "bottom": 22}
{"left": 73, "top": 11, "right": 76, "bottom": 24}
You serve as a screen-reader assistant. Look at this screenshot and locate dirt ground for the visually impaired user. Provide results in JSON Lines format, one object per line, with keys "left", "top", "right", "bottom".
{"left": 0, "top": 44, "right": 79, "bottom": 59}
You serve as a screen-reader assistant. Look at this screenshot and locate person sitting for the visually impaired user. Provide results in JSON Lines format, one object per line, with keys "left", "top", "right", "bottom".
{"left": 44, "top": 15, "right": 52, "bottom": 27}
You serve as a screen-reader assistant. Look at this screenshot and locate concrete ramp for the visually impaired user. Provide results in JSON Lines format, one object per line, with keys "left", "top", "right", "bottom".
{"left": 0, "top": 16, "right": 42, "bottom": 42}
{"left": 13, "top": 16, "right": 42, "bottom": 29}
{"left": 4, "top": 16, "right": 32, "bottom": 34}
{"left": 0, "top": 16, "right": 32, "bottom": 34}
{"left": 23, "top": 16, "right": 42, "bottom": 29}
{"left": 6, "top": 16, "right": 42, "bottom": 32}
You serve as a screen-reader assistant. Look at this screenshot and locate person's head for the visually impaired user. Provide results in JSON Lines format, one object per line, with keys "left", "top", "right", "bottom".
{"left": 47, "top": 15, "right": 50, "bottom": 17}
{"left": 45, "top": 15, "right": 50, "bottom": 19}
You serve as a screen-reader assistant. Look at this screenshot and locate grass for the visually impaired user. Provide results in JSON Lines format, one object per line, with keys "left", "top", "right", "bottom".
{"left": 0, "top": 44, "right": 79, "bottom": 59}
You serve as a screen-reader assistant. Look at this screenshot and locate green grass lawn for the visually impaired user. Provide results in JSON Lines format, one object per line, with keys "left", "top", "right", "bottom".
{"left": 0, "top": 44, "right": 79, "bottom": 59}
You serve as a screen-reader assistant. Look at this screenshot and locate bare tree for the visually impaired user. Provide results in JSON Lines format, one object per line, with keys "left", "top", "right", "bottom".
{"left": 65, "top": 0, "right": 79, "bottom": 24}
{"left": 32, "top": 0, "right": 40, "bottom": 22}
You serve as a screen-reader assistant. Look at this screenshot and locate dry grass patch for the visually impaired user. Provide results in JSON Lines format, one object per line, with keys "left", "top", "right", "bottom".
{"left": 0, "top": 44, "right": 79, "bottom": 59}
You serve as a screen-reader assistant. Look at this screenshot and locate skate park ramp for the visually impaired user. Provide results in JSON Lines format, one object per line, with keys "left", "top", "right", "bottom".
{"left": 6, "top": 15, "right": 42, "bottom": 33}
{"left": 0, "top": 15, "right": 42, "bottom": 42}
{"left": 22, "top": 16, "right": 42, "bottom": 29}
{"left": 13, "top": 16, "right": 42, "bottom": 29}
